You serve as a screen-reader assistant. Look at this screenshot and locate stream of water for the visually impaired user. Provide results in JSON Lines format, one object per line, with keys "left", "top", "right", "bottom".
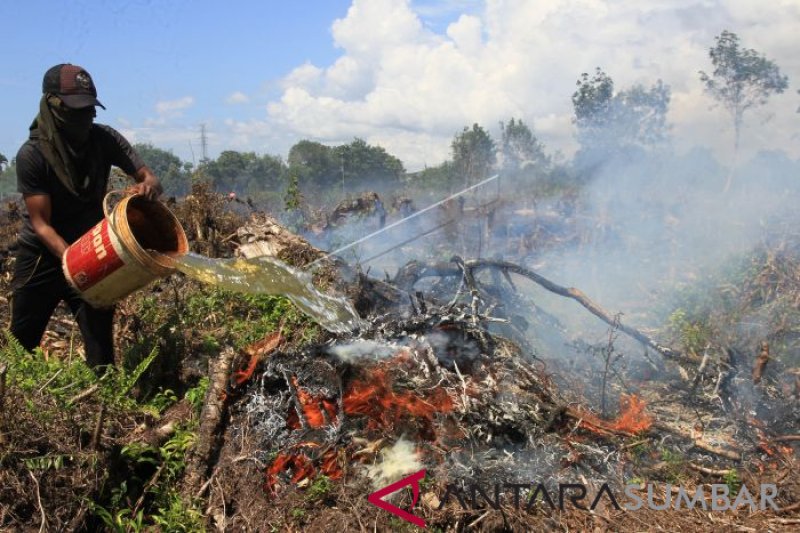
{"left": 169, "top": 252, "right": 362, "bottom": 334}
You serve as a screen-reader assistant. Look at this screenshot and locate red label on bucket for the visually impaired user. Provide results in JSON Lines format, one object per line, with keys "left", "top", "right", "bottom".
{"left": 65, "top": 219, "right": 124, "bottom": 291}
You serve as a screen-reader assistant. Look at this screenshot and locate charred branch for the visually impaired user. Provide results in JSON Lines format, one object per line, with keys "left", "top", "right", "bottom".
{"left": 753, "top": 341, "right": 770, "bottom": 384}
{"left": 391, "top": 258, "right": 680, "bottom": 360}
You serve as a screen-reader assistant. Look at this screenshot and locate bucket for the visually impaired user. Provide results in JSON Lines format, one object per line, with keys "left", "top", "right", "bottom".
{"left": 62, "top": 192, "right": 188, "bottom": 307}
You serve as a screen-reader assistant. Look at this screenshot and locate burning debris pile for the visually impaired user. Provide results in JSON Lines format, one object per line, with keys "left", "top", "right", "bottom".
{"left": 194, "top": 219, "right": 799, "bottom": 531}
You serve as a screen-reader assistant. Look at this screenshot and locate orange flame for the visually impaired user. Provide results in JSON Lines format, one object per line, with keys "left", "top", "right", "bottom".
{"left": 287, "top": 376, "right": 338, "bottom": 429}
{"left": 265, "top": 449, "right": 343, "bottom": 494}
{"left": 579, "top": 394, "right": 653, "bottom": 436}
{"left": 611, "top": 394, "right": 653, "bottom": 434}
{"left": 320, "top": 449, "right": 343, "bottom": 480}
{"left": 233, "top": 331, "right": 283, "bottom": 386}
{"left": 343, "top": 367, "right": 453, "bottom": 439}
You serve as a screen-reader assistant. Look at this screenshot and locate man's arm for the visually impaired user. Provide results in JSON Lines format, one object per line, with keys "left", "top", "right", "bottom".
{"left": 24, "top": 193, "right": 69, "bottom": 259}
{"left": 129, "top": 166, "right": 163, "bottom": 200}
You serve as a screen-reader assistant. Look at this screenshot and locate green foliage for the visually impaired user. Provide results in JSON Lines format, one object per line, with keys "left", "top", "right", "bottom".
{"left": 102, "top": 346, "right": 160, "bottom": 405}
{"left": 287, "top": 138, "right": 405, "bottom": 204}
{"left": 105, "top": 424, "right": 201, "bottom": 530}
{"left": 699, "top": 30, "right": 789, "bottom": 140}
{"left": 89, "top": 502, "right": 145, "bottom": 533}
{"left": 151, "top": 493, "right": 205, "bottom": 532}
{"left": 724, "top": 469, "right": 741, "bottom": 494}
{"left": 185, "top": 376, "right": 209, "bottom": 415}
{"left": 134, "top": 143, "right": 191, "bottom": 197}
{"left": 451, "top": 123, "right": 496, "bottom": 187}
{"left": 406, "top": 161, "right": 456, "bottom": 197}
{"left": 499, "top": 117, "right": 549, "bottom": 176}
{"left": 334, "top": 137, "right": 405, "bottom": 192}
{"left": 667, "top": 308, "right": 712, "bottom": 354}
{"left": 573, "top": 68, "right": 615, "bottom": 128}
{"left": 572, "top": 67, "right": 671, "bottom": 171}
{"left": 146, "top": 388, "right": 179, "bottom": 416}
{"left": 659, "top": 447, "right": 686, "bottom": 484}
{"left": 0, "top": 331, "right": 158, "bottom": 415}
{"left": 0, "top": 331, "right": 202, "bottom": 530}
{"left": 284, "top": 174, "right": 303, "bottom": 211}
{"left": 305, "top": 475, "right": 333, "bottom": 501}
{"left": 202, "top": 150, "right": 286, "bottom": 198}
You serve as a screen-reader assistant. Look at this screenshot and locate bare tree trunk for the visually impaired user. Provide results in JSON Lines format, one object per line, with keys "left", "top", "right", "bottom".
{"left": 723, "top": 110, "right": 743, "bottom": 193}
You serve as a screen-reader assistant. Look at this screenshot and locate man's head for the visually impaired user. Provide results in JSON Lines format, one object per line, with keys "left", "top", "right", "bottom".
{"left": 42, "top": 64, "right": 105, "bottom": 110}
{"left": 42, "top": 64, "right": 104, "bottom": 146}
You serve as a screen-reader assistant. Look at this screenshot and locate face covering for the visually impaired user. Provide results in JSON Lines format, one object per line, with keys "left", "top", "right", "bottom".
{"left": 29, "top": 94, "right": 97, "bottom": 198}
{"left": 48, "top": 95, "right": 95, "bottom": 148}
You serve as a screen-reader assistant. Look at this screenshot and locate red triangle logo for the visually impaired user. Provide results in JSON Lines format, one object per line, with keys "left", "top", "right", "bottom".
{"left": 367, "top": 469, "right": 427, "bottom": 528}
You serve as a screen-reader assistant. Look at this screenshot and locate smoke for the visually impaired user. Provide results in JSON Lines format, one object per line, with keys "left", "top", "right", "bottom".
{"left": 365, "top": 437, "right": 423, "bottom": 489}
{"left": 328, "top": 339, "right": 400, "bottom": 363}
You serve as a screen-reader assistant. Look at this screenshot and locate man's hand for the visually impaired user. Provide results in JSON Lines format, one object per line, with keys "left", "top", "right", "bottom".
{"left": 131, "top": 166, "right": 163, "bottom": 200}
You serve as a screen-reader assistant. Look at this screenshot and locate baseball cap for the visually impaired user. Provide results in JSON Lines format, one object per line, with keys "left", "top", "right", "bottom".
{"left": 42, "top": 63, "right": 105, "bottom": 109}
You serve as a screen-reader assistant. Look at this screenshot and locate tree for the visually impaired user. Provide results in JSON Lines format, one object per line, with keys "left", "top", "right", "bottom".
{"left": 287, "top": 140, "right": 338, "bottom": 195}
{"left": 202, "top": 151, "right": 285, "bottom": 198}
{"left": 499, "top": 118, "right": 549, "bottom": 176}
{"left": 572, "top": 68, "right": 671, "bottom": 174}
{"left": 0, "top": 153, "right": 7, "bottom": 170}
{"left": 333, "top": 138, "right": 405, "bottom": 193}
{"left": 699, "top": 30, "right": 788, "bottom": 190}
{"left": 452, "top": 123, "right": 496, "bottom": 188}
{"left": 134, "top": 143, "right": 189, "bottom": 197}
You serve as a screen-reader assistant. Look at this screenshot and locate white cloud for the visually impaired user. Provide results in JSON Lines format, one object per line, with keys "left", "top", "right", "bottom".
{"left": 226, "top": 91, "right": 250, "bottom": 105}
{"left": 262, "top": 0, "right": 800, "bottom": 170}
{"left": 155, "top": 96, "right": 195, "bottom": 116}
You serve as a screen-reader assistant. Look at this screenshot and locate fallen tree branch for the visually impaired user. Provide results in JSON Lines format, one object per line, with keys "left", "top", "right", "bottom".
{"left": 466, "top": 260, "right": 680, "bottom": 360}
{"left": 688, "top": 462, "right": 733, "bottom": 477}
{"left": 0, "top": 363, "right": 6, "bottom": 406}
{"left": 67, "top": 384, "right": 99, "bottom": 405}
{"left": 773, "top": 435, "right": 800, "bottom": 443}
{"left": 392, "top": 258, "right": 681, "bottom": 360}
{"left": 182, "top": 346, "right": 237, "bottom": 498}
{"left": 652, "top": 422, "right": 741, "bottom": 461}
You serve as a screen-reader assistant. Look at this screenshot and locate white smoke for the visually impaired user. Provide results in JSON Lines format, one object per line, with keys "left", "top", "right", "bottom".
{"left": 366, "top": 437, "right": 424, "bottom": 489}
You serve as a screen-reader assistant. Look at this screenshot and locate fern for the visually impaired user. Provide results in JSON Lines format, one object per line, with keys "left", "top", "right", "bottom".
{"left": 1, "top": 330, "right": 28, "bottom": 360}
{"left": 99, "top": 346, "right": 159, "bottom": 404}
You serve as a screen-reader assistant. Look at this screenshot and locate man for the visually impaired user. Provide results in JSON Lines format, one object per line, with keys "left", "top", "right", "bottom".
{"left": 10, "top": 63, "right": 162, "bottom": 370}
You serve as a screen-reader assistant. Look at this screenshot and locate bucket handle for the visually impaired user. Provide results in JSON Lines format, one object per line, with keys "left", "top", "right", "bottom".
{"left": 102, "top": 189, "right": 133, "bottom": 220}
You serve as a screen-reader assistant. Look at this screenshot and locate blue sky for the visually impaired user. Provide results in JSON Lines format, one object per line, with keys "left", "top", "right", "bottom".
{"left": 0, "top": 0, "right": 356, "bottom": 163}
{"left": 2, "top": 0, "right": 798, "bottom": 171}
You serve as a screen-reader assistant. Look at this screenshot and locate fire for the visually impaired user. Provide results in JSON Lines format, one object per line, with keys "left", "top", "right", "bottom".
{"left": 611, "top": 394, "right": 653, "bottom": 434}
{"left": 265, "top": 448, "right": 343, "bottom": 494}
{"left": 342, "top": 367, "right": 454, "bottom": 439}
{"left": 748, "top": 416, "right": 794, "bottom": 459}
{"left": 232, "top": 331, "right": 284, "bottom": 386}
{"left": 267, "top": 362, "right": 453, "bottom": 494}
{"left": 286, "top": 376, "right": 338, "bottom": 429}
{"left": 265, "top": 452, "right": 315, "bottom": 494}
{"left": 579, "top": 394, "right": 653, "bottom": 436}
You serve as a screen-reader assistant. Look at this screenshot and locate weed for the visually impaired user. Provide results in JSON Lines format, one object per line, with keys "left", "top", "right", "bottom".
{"left": 306, "top": 475, "right": 333, "bottom": 501}
{"left": 185, "top": 376, "right": 210, "bottom": 415}
{"left": 724, "top": 469, "right": 742, "bottom": 494}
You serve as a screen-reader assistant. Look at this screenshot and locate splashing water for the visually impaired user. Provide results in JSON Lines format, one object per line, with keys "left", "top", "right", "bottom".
{"left": 169, "top": 252, "right": 362, "bottom": 334}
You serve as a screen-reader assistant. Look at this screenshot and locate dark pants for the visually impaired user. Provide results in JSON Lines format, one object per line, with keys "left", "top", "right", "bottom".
{"left": 9, "top": 243, "right": 115, "bottom": 368}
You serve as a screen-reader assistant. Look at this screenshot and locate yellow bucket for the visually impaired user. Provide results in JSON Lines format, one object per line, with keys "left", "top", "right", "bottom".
{"left": 62, "top": 192, "right": 188, "bottom": 307}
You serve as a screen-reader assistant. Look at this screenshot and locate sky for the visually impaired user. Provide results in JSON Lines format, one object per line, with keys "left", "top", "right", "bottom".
{"left": 1, "top": 0, "right": 798, "bottom": 172}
